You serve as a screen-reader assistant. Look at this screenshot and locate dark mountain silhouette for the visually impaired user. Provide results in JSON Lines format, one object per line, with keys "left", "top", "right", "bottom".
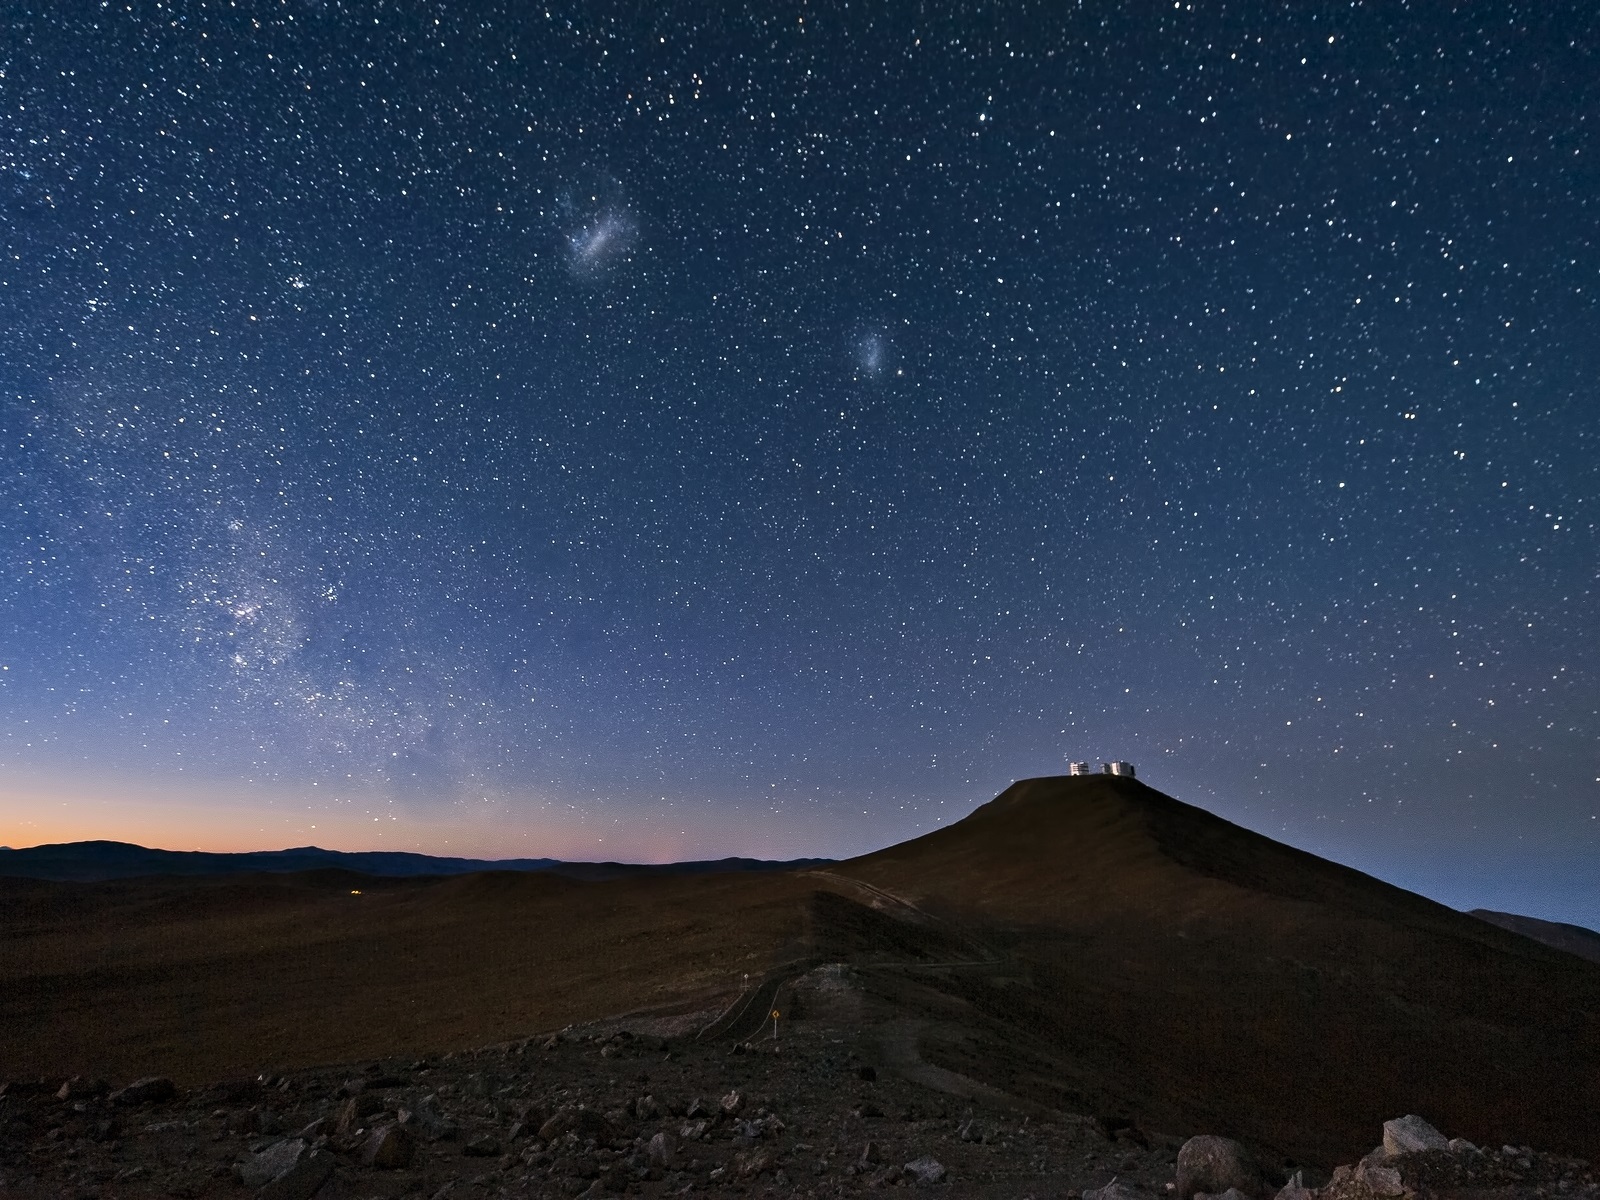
{"left": 0, "top": 839, "right": 831, "bottom": 882}
{"left": 826, "top": 775, "right": 1600, "bottom": 1165}
{"left": 1470, "top": 907, "right": 1600, "bottom": 965}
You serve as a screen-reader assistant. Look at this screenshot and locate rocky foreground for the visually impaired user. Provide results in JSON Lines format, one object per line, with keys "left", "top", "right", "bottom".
{"left": 2, "top": 970, "right": 1595, "bottom": 1200}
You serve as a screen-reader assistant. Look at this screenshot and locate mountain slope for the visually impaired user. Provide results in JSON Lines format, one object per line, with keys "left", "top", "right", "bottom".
{"left": 1470, "top": 908, "right": 1600, "bottom": 965}
{"left": 828, "top": 775, "right": 1600, "bottom": 1166}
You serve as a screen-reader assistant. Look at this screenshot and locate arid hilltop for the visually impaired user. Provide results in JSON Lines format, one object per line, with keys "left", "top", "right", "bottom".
{"left": 4, "top": 775, "right": 1598, "bottom": 1178}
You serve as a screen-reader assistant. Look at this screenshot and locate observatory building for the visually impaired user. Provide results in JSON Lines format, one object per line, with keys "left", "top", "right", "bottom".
{"left": 1066, "top": 760, "right": 1136, "bottom": 777}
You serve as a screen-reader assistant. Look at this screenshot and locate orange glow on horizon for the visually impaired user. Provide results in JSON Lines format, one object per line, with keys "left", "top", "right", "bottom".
{"left": 0, "top": 767, "right": 817, "bottom": 863}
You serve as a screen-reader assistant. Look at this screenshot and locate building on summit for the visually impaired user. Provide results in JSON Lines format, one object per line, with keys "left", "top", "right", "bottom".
{"left": 1066, "top": 759, "right": 1135, "bottom": 777}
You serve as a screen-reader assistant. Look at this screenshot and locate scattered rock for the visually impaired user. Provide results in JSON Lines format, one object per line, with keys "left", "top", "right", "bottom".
{"left": 1086, "top": 1183, "right": 1149, "bottom": 1200}
{"left": 1382, "top": 1114, "right": 1449, "bottom": 1157}
{"left": 16, "top": 1027, "right": 1599, "bottom": 1200}
{"left": 110, "top": 1075, "right": 177, "bottom": 1106}
{"left": 56, "top": 1076, "right": 107, "bottom": 1101}
{"left": 734, "top": 1146, "right": 771, "bottom": 1178}
{"left": 362, "top": 1122, "right": 416, "bottom": 1168}
{"left": 904, "top": 1155, "right": 947, "bottom": 1184}
{"left": 208, "top": 1077, "right": 265, "bottom": 1104}
{"left": 405, "top": 1096, "right": 458, "bottom": 1141}
{"left": 1176, "top": 1136, "right": 1261, "bottom": 1200}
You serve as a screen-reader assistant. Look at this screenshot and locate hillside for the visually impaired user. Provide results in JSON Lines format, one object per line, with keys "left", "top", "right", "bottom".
{"left": 827, "top": 775, "right": 1600, "bottom": 1164}
{"left": 4, "top": 775, "right": 1597, "bottom": 1172}
{"left": 1470, "top": 907, "right": 1600, "bottom": 965}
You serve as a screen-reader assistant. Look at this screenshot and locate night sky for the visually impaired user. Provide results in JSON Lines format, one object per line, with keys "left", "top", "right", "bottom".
{"left": 2, "top": 4, "right": 1595, "bottom": 925}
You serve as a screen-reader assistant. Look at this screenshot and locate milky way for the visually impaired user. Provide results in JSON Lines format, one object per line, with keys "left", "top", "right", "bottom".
{"left": 0, "top": 4, "right": 1594, "bottom": 922}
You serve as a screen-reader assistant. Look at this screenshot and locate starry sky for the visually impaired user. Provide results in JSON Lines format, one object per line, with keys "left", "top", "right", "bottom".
{"left": 2, "top": 3, "right": 1595, "bottom": 924}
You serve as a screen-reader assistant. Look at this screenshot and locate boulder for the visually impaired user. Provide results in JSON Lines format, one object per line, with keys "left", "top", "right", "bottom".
{"left": 1383, "top": 1115, "right": 1450, "bottom": 1157}
{"left": 647, "top": 1131, "right": 676, "bottom": 1168}
{"left": 1356, "top": 1161, "right": 1405, "bottom": 1197}
{"left": 337, "top": 1092, "right": 385, "bottom": 1134}
{"left": 362, "top": 1123, "right": 416, "bottom": 1169}
{"left": 904, "top": 1156, "right": 947, "bottom": 1184}
{"left": 1176, "top": 1136, "right": 1261, "bottom": 1200}
{"left": 237, "top": 1139, "right": 309, "bottom": 1190}
{"left": 258, "top": 1150, "right": 333, "bottom": 1200}
{"left": 634, "top": 1094, "right": 661, "bottom": 1120}
{"left": 463, "top": 1133, "right": 500, "bottom": 1156}
{"left": 720, "top": 1089, "right": 745, "bottom": 1116}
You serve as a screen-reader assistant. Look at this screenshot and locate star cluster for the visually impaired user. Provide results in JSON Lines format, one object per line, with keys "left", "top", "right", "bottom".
{"left": 1, "top": 3, "right": 1594, "bottom": 920}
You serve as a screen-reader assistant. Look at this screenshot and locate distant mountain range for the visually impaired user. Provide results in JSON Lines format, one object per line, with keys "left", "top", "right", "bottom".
{"left": 0, "top": 839, "right": 832, "bottom": 883}
{"left": 1470, "top": 908, "right": 1600, "bottom": 965}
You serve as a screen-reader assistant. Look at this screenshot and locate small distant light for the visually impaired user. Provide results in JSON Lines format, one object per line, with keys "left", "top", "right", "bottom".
{"left": 350, "top": 889, "right": 362, "bottom": 895}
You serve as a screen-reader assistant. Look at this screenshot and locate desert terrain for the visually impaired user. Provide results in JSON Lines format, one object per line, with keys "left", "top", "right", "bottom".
{"left": 3, "top": 775, "right": 1599, "bottom": 1199}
